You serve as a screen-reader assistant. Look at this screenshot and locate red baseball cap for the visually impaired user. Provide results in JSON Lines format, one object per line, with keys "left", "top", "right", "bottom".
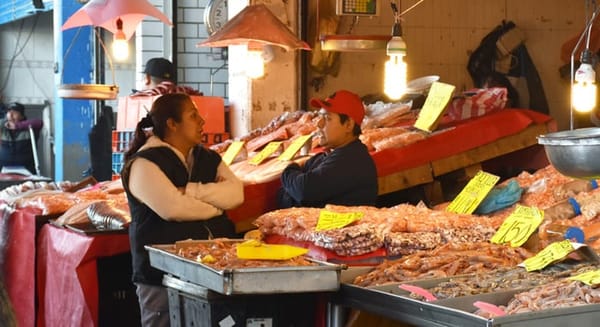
{"left": 310, "top": 90, "right": 365, "bottom": 125}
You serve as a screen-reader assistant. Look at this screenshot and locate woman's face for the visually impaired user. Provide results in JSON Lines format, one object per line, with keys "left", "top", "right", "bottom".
{"left": 172, "top": 101, "right": 205, "bottom": 146}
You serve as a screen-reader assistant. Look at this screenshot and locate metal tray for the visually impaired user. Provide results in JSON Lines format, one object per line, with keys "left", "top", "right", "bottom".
{"left": 335, "top": 282, "right": 600, "bottom": 327}
{"left": 145, "top": 240, "right": 344, "bottom": 295}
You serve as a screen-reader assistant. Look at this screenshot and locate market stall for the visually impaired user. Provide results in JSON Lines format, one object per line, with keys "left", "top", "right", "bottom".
{"left": 227, "top": 108, "right": 555, "bottom": 232}
{"left": 0, "top": 179, "right": 134, "bottom": 327}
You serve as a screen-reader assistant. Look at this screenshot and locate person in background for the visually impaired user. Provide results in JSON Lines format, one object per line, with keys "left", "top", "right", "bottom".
{"left": 277, "top": 90, "right": 378, "bottom": 209}
{"left": 120, "top": 93, "right": 243, "bottom": 327}
{"left": 132, "top": 57, "right": 203, "bottom": 96}
{"left": 0, "top": 102, "right": 43, "bottom": 174}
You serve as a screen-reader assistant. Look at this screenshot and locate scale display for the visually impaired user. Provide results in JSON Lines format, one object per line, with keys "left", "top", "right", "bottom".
{"left": 336, "top": 0, "right": 380, "bottom": 16}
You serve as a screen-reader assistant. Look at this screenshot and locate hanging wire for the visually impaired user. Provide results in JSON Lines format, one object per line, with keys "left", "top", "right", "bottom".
{"left": 400, "top": 0, "right": 427, "bottom": 16}
{"left": 93, "top": 28, "right": 116, "bottom": 85}
{"left": 0, "top": 14, "right": 39, "bottom": 93}
{"left": 390, "top": 0, "right": 400, "bottom": 23}
{"left": 346, "top": 15, "right": 359, "bottom": 35}
{"left": 60, "top": 27, "right": 116, "bottom": 85}
{"left": 585, "top": 0, "right": 598, "bottom": 49}
{"left": 569, "top": 0, "right": 600, "bottom": 129}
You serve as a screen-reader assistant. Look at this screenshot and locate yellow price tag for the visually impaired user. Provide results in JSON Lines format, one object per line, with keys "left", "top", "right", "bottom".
{"left": 278, "top": 135, "right": 312, "bottom": 161}
{"left": 491, "top": 205, "right": 544, "bottom": 247}
{"left": 521, "top": 240, "right": 575, "bottom": 272}
{"left": 221, "top": 141, "right": 245, "bottom": 165}
{"left": 315, "top": 210, "right": 364, "bottom": 231}
{"left": 249, "top": 142, "right": 282, "bottom": 165}
{"left": 446, "top": 171, "right": 500, "bottom": 214}
{"left": 569, "top": 269, "right": 600, "bottom": 285}
{"left": 414, "top": 82, "right": 456, "bottom": 132}
{"left": 236, "top": 240, "right": 308, "bottom": 260}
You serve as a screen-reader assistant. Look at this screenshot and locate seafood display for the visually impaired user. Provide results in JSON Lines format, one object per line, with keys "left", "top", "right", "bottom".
{"left": 404, "top": 263, "right": 597, "bottom": 301}
{"left": 174, "top": 238, "right": 315, "bottom": 270}
{"left": 146, "top": 240, "right": 342, "bottom": 295}
{"left": 254, "top": 204, "right": 502, "bottom": 257}
{"left": 494, "top": 279, "right": 600, "bottom": 315}
{"left": 352, "top": 242, "right": 532, "bottom": 287}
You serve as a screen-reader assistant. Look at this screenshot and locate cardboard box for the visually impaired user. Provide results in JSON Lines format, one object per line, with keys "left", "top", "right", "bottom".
{"left": 117, "top": 95, "right": 226, "bottom": 133}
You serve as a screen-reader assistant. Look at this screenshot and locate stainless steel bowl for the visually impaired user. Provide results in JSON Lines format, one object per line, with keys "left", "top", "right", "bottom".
{"left": 537, "top": 127, "right": 600, "bottom": 179}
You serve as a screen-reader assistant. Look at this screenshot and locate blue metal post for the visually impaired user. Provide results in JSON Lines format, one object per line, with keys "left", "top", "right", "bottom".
{"left": 53, "top": 0, "right": 94, "bottom": 181}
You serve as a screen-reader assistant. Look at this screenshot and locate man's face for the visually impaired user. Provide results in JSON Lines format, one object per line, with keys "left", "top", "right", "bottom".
{"left": 316, "top": 109, "right": 353, "bottom": 149}
{"left": 6, "top": 109, "right": 22, "bottom": 122}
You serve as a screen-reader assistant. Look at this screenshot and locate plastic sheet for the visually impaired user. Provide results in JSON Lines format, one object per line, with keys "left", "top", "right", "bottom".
{"left": 2, "top": 206, "right": 39, "bottom": 327}
{"left": 37, "top": 224, "right": 129, "bottom": 326}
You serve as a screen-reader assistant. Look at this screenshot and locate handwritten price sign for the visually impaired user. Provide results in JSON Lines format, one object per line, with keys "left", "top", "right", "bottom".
{"left": 521, "top": 240, "right": 575, "bottom": 271}
{"left": 570, "top": 270, "right": 600, "bottom": 286}
{"left": 446, "top": 171, "right": 499, "bottom": 214}
{"left": 315, "top": 210, "right": 364, "bottom": 231}
{"left": 491, "top": 205, "right": 544, "bottom": 247}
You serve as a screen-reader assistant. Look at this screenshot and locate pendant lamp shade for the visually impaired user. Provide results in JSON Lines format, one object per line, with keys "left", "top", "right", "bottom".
{"left": 62, "top": 0, "right": 173, "bottom": 40}
{"left": 197, "top": 4, "right": 311, "bottom": 51}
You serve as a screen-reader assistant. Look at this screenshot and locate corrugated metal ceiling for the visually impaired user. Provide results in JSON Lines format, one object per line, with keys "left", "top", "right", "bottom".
{"left": 0, "top": 0, "right": 53, "bottom": 25}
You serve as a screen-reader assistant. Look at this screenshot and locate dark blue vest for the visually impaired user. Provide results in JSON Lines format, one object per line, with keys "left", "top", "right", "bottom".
{"left": 121, "top": 145, "right": 235, "bottom": 285}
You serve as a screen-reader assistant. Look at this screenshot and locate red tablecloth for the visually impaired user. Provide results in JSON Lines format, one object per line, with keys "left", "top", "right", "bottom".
{"left": 36, "top": 224, "right": 129, "bottom": 327}
{"left": 227, "top": 178, "right": 281, "bottom": 224}
{"left": 2, "top": 206, "right": 41, "bottom": 327}
{"left": 371, "top": 109, "right": 554, "bottom": 176}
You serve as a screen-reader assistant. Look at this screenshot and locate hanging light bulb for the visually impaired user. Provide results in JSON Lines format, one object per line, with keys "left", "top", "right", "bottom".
{"left": 246, "top": 45, "right": 265, "bottom": 79}
{"left": 572, "top": 49, "right": 597, "bottom": 113}
{"left": 384, "top": 19, "right": 407, "bottom": 100}
{"left": 111, "top": 18, "right": 129, "bottom": 61}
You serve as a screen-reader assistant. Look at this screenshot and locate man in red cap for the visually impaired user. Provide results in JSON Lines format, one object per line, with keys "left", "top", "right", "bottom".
{"left": 277, "top": 90, "right": 378, "bottom": 209}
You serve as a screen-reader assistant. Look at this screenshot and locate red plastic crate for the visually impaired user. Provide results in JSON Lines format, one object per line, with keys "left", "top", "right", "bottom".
{"left": 117, "top": 95, "right": 226, "bottom": 133}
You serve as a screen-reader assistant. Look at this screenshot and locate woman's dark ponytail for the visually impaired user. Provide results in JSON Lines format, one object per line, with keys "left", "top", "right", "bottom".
{"left": 122, "top": 93, "right": 190, "bottom": 162}
{"left": 124, "top": 113, "right": 153, "bottom": 161}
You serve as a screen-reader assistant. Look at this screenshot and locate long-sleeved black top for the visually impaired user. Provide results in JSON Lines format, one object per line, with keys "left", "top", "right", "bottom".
{"left": 277, "top": 139, "right": 378, "bottom": 209}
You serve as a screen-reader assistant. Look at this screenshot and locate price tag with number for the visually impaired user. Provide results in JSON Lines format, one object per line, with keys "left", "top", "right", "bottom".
{"left": 520, "top": 240, "right": 576, "bottom": 271}
{"left": 446, "top": 171, "right": 500, "bottom": 214}
{"left": 570, "top": 270, "right": 600, "bottom": 285}
{"left": 249, "top": 142, "right": 282, "bottom": 165}
{"left": 414, "top": 81, "right": 456, "bottom": 132}
{"left": 315, "top": 210, "right": 364, "bottom": 231}
{"left": 221, "top": 141, "right": 245, "bottom": 165}
{"left": 491, "top": 205, "right": 544, "bottom": 247}
{"left": 278, "top": 135, "right": 312, "bottom": 161}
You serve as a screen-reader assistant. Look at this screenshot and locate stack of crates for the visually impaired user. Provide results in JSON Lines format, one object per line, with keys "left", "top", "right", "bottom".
{"left": 112, "top": 95, "right": 229, "bottom": 179}
{"left": 111, "top": 130, "right": 134, "bottom": 178}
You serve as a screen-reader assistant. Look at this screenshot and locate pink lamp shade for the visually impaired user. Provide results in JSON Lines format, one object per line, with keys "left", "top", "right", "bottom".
{"left": 61, "top": 0, "right": 172, "bottom": 40}
{"left": 197, "top": 4, "right": 311, "bottom": 51}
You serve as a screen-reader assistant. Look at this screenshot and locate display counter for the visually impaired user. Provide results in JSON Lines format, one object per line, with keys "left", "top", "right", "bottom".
{"left": 329, "top": 282, "right": 600, "bottom": 327}
{"left": 228, "top": 109, "right": 555, "bottom": 232}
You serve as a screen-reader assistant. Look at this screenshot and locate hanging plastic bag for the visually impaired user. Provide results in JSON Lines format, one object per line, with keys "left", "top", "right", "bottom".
{"left": 476, "top": 179, "right": 523, "bottom": 214}
{"left": 447, "top": 87, "right": 508, "bottom": 122}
